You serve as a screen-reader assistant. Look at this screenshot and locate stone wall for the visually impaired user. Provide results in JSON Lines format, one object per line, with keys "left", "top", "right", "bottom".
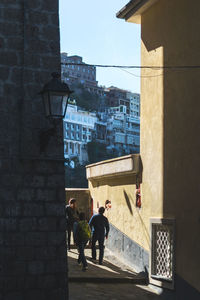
{"left": 0, "top": 1, "right": 68, "bottom": 299}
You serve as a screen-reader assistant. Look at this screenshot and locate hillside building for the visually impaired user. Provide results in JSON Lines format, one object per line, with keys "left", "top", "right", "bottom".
{"left": 106, "top": 107, "right": 140, "bottom": 154}
{"left": 63, "top": 104, "right": 98, "bottom": 164}
{"left": 61, "top": 52, "right": 105, "bottom": 96}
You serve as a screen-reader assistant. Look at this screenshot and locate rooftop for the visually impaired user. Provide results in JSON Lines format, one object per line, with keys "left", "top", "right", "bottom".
{"left": 116, "top": 0, "right": 159, "bottom": 23}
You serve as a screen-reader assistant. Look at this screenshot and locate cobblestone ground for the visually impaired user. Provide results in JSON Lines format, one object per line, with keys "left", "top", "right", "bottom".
{"left": 68, "top": 248, "right": 162, "bottom": 300}
{"left": 69, "top": 282, "right": 161, "bottom": 300}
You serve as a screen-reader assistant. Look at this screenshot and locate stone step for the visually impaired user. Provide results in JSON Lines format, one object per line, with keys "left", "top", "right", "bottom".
{"left": 69, "top": 276, "right": 147, "bottom": 284}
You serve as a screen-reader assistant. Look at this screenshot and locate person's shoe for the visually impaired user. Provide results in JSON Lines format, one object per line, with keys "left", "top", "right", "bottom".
{"left": 77, "top": 260, "right": 81, "bottom": 265}
{"left": 99, "top": 261, "right": 103, "bottom": 265}
{"left": 82, "top": 266, "right": 88, "bottom": 271}
{"left": 91, "top": 258, "right": 97, "bottom": 263}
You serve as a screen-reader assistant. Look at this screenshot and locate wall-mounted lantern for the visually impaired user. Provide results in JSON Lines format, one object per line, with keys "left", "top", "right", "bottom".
{"left": 40, "top": 72, "right": 73, "bottom": 119}
{"left": 39, "top": 72, "right": 73, "bottom": 153}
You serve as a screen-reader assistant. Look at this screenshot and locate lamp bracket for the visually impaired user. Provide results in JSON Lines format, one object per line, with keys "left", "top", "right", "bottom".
{"left": 39, "top": 119, "right": 61, "bottom": 153}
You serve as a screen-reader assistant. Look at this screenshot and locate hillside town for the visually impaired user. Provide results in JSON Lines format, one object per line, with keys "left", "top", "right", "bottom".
{"left": 61, "top": 53, "right": 140, "bottom": 166}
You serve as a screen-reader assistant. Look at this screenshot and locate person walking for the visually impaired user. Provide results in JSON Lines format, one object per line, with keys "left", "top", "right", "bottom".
{"left": 66, "top": 198, "right": 79, "bottom": 250}
{"left": 74, "top": 212, "right": 91, "bottom": 271}
{"left": 89, "top": 206, "right": 109, "bottom": 265}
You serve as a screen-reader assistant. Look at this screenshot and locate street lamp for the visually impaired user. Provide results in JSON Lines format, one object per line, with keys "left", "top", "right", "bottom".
{"left": 39, "top": 72, "right": 73, "bottom": 153}
{"left": 40, "top": 72, "right": 73, "bottom": 119}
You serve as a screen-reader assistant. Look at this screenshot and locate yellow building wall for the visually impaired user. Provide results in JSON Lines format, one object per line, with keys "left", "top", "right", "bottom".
{"left": 89, "top": 172, "right": 150, "bottom": 251}
{"left": 139, "top": 0, "right": 200, "bottom": 291}
{"left": 65, "top": 188, "right": 92, "bottom": 221}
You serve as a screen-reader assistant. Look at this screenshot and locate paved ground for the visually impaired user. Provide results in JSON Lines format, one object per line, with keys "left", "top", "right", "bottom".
{"left": 68, "top": 247, "right": 162, "bottom": 300}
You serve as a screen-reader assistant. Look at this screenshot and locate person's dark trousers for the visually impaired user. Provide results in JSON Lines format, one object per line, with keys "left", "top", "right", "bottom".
{"left": 77, "top": 242, "right": 87, "bottom": 267}
{"left": 67, "top": 225, "right": 73, "bottom": 250}
{"left": 91, "top": 233, "right": 105, "bottom": 264}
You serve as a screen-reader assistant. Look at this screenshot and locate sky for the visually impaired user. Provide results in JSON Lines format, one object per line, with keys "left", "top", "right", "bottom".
{"left": 59, "top": 0, "right": 141, "bottom": 93}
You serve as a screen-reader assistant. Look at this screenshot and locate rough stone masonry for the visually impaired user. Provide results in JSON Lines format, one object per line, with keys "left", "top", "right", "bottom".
{"left": 0, "top": 1, "right": 68, "bottom": 299}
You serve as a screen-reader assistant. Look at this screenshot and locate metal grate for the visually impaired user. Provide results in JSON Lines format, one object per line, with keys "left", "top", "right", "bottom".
{"left": 150, "top": 220, "right": 175, "bottom": 287}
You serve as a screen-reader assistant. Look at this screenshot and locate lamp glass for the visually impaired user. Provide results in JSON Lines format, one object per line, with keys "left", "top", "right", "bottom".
{"left": 50, "top": 92, "right": 63, "bottom": 117}
{"left": 43, "top": 92, "right": 69, "bottom": 119}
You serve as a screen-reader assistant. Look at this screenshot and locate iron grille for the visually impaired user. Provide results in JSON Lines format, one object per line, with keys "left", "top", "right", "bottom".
{"left": 151, "top": 221, "right": 175, "bottom": 283}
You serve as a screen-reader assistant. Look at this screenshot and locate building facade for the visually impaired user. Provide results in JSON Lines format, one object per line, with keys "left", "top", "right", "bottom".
{"left": 117, "top": 0, "right": 200, "bottom": 299}
{"left": 127, "top": 92, "right": 140, "bottom": 117}
{"left": 63, "top": 104, "right": 98, "bottom": 164}
{"left": 63, "top": 102, "right": 140, "bottom": 164}
{"left": 105, "top": 86, "right": 131, "bottom": 114}
{"left": 61, "top": 52, "right": 105, "bottom": 96}
{"left": 106, "top": 107, "right": 140, "bottom": 154}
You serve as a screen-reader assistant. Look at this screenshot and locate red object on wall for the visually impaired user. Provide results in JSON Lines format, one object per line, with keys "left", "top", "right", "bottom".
{"left": 136, "top": 185, "right": 141, "bottom": 208}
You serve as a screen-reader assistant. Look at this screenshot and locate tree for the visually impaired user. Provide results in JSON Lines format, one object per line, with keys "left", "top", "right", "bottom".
{"left": 65, "top": 163, "right": 88, "bottom": 188}
{"left": 87, "top": 141, "right": 112, "bottom": 164}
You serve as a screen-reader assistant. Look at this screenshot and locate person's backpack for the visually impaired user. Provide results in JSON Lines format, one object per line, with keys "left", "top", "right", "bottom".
{"left": 77, "top": 220, "right": 91, "bottom": 242}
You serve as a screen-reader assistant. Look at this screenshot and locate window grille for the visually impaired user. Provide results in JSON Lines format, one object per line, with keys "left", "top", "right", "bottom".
{"left": 150, "top": 218, "right": 175, "bottom": 289}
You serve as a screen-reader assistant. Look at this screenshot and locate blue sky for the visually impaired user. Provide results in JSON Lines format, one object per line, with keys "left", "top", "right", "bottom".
{"left": 59, "top": 0, "right": 141, "bottom": 93}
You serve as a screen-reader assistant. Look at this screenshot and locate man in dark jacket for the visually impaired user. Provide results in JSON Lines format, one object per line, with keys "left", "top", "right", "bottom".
{"left": 89, "top": 206, "right": 109, "bottom": 265}
{"left": 66, "top": 198, "right": 79, "bottom": 250}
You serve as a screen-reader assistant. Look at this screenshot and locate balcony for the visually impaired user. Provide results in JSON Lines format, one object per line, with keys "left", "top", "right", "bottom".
{"left": 86, "top": 154, "right": 141, "bottom": 180}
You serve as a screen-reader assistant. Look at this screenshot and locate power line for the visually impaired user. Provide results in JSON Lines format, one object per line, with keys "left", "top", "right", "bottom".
{"left": 61, "top": 62, "right": 200, "bottom": 70}
{"left": 118, "top": 67, "right": 164, "bottom": 78}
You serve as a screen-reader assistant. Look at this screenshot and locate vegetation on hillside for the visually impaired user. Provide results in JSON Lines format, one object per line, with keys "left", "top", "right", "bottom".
{"left": 87, "top": 141, "right": 113, "bottom": 164}
{"left": 70, "top": 82, "right": 103, "bottom": 111}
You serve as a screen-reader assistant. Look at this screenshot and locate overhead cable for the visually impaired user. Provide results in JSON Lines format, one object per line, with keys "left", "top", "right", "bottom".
{"left": 61, "top": 62, "right": 200, "bottom": 70}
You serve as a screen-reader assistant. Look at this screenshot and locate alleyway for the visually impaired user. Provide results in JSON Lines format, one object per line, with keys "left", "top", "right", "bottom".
{"left": 68, "top": 248, "right": 162, "bottom": 300}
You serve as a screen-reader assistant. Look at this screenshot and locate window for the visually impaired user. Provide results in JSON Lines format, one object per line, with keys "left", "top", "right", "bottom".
{"left": 71, "top": 143, "right": 74, "bottom": 154}
{"left": 65, "top": 113, "right": 70, "bottom": 119}
{"left": 64, "top": 142, "right": 68, "bottom": 153}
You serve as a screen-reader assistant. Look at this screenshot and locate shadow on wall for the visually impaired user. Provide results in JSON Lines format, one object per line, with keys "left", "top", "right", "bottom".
{"left": 123, "top": 189, "right": 150, "bottom": 248}
{"left": 123, "top": 190, "right": 133, "bottom": 215}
